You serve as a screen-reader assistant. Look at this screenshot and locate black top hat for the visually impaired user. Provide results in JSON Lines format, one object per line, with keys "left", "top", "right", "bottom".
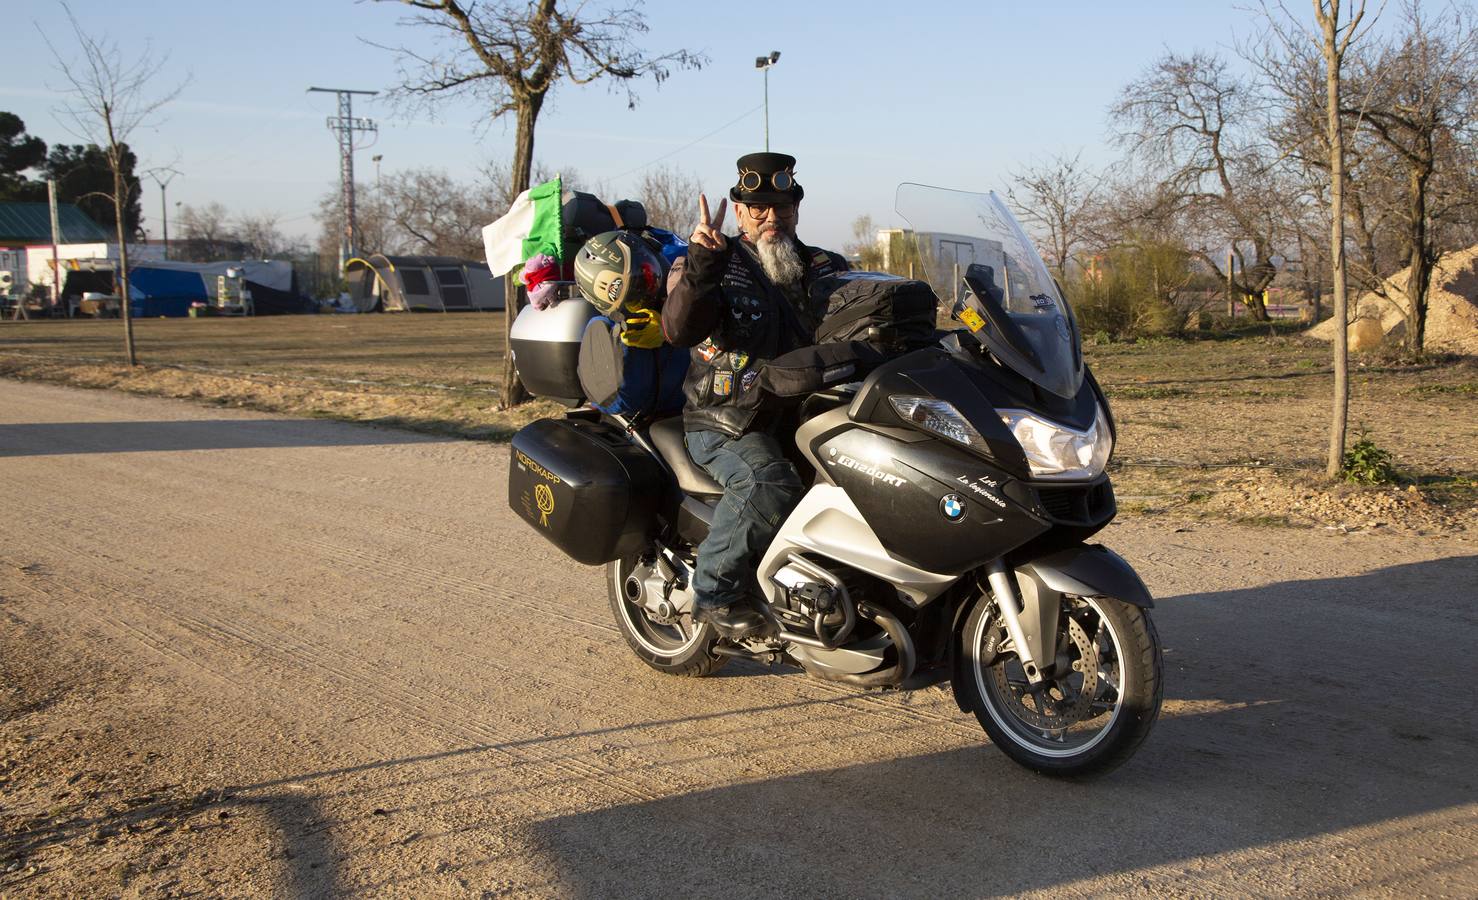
{"left": 729, "top": 152, "right": 804, "bottom": 205}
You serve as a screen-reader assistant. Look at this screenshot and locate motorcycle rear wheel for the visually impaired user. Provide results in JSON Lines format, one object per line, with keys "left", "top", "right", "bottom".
{"left": 607, "top": 553, "right": 725, "bottom": 677}
{"left": 960, "top": 593, "right": 1162, "bottom": 777}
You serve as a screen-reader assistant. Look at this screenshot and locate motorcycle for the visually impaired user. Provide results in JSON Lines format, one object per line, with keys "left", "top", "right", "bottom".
{"left": 508, "top": 184, "right": 1162, "bottom": 776}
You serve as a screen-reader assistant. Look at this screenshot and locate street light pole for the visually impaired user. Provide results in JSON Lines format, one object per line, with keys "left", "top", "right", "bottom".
{"left": 754, "top": 51, "right": 780, "bottom": 151}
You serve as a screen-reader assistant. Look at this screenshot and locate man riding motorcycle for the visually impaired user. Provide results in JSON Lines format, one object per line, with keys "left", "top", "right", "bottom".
{"left": 661, "top": 152, "right": 848, "bottom": 638}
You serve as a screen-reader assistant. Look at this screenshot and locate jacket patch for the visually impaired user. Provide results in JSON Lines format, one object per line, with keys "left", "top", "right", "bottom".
{"left": 684, "top": 242, "right": 846, "bottom": 435}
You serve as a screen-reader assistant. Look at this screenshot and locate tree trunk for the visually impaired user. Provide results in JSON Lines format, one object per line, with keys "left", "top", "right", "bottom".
{"left": 112, "top": 148, "right": 137, "bottom": 367}
{"left": 499, "top": 96, "right": 544, "bottom": 410}
{"left": 1225, "top": 251, "right": 1235, "bottom": 318}
{"left": 1321, "top": 3, "right": 1351, "bottom": 480}
{"left": 1243, "top": 258, "right": 1274, "bottom": 321}
{"left": 1402, "top": 167, "right": 1431, "bottom": 353}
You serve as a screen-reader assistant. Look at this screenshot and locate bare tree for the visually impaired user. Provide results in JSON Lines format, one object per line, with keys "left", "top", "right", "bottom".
{"left": 1112, "top": 52, "right": 1287, "bottom": 320}
{"left": 1345, "top": 2, "right": 1478, "bottom": 351}
{"left": 178, "top": 201, "right": 229, "bottom": 241}
{"left": 235, "top": 211, "right": 287, "bottom": 259}
{"left": 1007, "top": 151, "right": 1098, "bottom": 278}
{"left": 318, "top": 183, "right": 396, "bottom": 259}
{"left": 177, "top": 202, "right": 238, "bottom": 261}
{"left": 1262, "top": 2, "right": 1478, "bottom": 351}
{"left": 383, "top": 169, "right": 502, "bottom": 259}
{"left": 375, "top": 0, "right": 703, "bottom": 406}
{"left": 41, "top": 3, "right": 179, "bottom": 366}
{"left": 317, "top": 165, "right": 565, "bottom": 261}
{"left": 479, "top": 157, "right": 566, "bottom": 211}
{"left": 636, "top": 164, "right": 700, "bottom": 234}
{"left": 1316, "top": 0, "right": 1369, "bottom": 477}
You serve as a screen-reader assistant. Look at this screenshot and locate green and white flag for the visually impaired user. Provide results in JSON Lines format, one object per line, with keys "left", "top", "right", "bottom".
{"left": 483, "top": 175, "right": 564, "bottom": 276}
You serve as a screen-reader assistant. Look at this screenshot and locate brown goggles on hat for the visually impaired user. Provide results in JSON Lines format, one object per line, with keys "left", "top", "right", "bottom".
{"left": 737, "top": 168, "right": 795, "bottom": 192}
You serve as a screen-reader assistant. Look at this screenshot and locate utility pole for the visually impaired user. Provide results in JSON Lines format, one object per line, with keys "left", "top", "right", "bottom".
{"left": 754, "top": 51, "right": 780, "bottom": 151}
{"left": 308, "top": 87, "right": 378, "bottom": 273}
{"left": 147, "top": 167, "right": 180, "bottom": 260}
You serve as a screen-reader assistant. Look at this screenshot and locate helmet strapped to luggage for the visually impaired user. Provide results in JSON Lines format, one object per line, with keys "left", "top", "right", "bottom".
{"left": 574, "top": 230, "right": 665, "bottom": 317}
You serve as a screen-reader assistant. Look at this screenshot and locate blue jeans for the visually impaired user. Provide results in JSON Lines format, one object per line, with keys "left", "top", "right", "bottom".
{"left": 685, "top": 429, "right": 804, "bottom": 609}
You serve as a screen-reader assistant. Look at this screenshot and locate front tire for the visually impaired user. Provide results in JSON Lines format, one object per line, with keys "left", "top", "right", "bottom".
{"left": 959, "top": 593, "right": 1162, "bottom": 777}
{"left": 608, "top": 552, "right": 725, "bottom": 677}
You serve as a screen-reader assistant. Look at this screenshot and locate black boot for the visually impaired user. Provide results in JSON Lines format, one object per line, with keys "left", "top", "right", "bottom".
{"left": 692, "top": 601, "right": 764, "bottom": 639}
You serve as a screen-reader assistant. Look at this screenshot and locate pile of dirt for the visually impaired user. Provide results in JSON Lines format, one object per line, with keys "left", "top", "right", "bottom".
{"left": 1306, "top": 245, "right": 1478, "bottom": 354}
{"left": 1201, "top": 467, "right": 1472, "bottom": 534}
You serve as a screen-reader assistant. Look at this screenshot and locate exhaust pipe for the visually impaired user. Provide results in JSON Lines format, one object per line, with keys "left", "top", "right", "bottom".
{"left": 798, "top": 603, "right": 916, "bottom": 688}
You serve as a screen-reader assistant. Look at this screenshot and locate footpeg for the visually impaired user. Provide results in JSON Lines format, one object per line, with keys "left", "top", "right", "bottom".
{"left": 693, "top": 604, "right": 764, "bottom": 639}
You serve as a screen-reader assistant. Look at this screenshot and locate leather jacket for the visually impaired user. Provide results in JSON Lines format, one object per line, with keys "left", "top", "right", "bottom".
{"left": 662, "top": 237, "right": 848, "bottom": 436}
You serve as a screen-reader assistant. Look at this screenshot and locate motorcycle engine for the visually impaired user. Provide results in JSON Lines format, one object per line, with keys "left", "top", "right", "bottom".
{"left": 771, "top": 561, "right": 849, "bottom": 632}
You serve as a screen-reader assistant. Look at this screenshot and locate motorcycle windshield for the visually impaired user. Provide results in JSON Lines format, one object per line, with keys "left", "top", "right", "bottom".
{"left": 895, "top": 183, "right": 1083, "bottom": 399}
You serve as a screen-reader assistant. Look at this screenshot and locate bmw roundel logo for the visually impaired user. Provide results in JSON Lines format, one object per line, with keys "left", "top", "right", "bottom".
{"left": 940, "top": 493, "right": 966, "bottom": 522}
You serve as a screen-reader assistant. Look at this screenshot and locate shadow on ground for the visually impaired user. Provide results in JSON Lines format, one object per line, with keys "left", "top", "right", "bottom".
{"left": 0, "top": 419, "right": 455, "bottom": 457}
{"left": 14, "top": 554, "right": 1474, "bottom": 895}
{"left": 162, "top": 555, "right": 1476, "bottom": 895}
{"left": 511, "top": 554, "right": 1478, "bottom": 896}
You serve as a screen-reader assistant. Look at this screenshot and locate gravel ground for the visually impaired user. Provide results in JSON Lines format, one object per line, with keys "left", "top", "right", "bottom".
{"left": 2, "top": 382, "right": 1475, "bottom": 897}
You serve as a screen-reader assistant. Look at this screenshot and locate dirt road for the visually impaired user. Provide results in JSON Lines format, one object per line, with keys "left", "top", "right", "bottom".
{"left": 2, "top": 382, "right": 1475, "bottom": 898}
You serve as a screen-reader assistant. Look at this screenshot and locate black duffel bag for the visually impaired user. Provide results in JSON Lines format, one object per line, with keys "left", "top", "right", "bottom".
{"left": 812, "top": 272, "right": 939, "bottom": 351}
{"left": 561, "top": 191, "right": 647, "bottom": 259}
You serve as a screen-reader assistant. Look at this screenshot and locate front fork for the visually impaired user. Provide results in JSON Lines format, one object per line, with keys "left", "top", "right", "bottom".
{"left": 983, "top": 560, "right": 1062, "bottom": 685}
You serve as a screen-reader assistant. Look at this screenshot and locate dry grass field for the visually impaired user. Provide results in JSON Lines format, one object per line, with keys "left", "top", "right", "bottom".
{"left": 0, "top": 315, "right": 564, "bottom": 438}
{"left": 2, "top": 314, "right": 1474, "bottom": 532}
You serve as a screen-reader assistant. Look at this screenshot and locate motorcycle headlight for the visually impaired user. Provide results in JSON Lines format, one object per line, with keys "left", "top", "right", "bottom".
{"left": 999, "top": 406, "right": 1113, "bottom": 480}
{"left": 889, "top": 396, "right": 992, "bottom": 456}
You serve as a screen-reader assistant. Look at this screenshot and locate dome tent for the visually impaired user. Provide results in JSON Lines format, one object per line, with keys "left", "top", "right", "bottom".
{"left": 344, "top": 255, "right": 505, "bottom": 313}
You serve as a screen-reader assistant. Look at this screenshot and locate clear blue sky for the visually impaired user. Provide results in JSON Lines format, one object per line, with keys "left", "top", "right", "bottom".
{"left": 0, "top": 1, "right": 1396, "bottom": 250}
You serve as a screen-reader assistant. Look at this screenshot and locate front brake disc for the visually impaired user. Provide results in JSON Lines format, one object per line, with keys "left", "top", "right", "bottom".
{"left": 992, "top": 613, "right": 1098, "bottom": 729}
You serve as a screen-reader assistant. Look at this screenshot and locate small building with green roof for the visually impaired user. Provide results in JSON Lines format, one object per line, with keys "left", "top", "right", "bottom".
{"left": 0, "top": 201, "right": 161, "bottom": 296}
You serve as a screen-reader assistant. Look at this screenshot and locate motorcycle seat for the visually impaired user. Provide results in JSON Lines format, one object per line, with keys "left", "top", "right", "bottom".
{"left": 647, "top": 416, "right": 725, "bottom": 498}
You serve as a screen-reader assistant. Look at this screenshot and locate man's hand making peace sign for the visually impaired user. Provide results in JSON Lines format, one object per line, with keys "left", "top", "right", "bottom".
{"left": 689, "top": 193, "right": 728, "bottom": 252}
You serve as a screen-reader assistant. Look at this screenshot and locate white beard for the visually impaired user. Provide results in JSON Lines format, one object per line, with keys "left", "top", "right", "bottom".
{"left": 755, "top": 234, "right": 806, "bottom": 287}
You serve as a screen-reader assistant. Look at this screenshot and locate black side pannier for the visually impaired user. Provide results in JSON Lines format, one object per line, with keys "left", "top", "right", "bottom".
{"left": 812, "top": 272, "right": 939, "bottom": 351}
{"left": 508, "top": 417, "right": 666, "bottom": 565}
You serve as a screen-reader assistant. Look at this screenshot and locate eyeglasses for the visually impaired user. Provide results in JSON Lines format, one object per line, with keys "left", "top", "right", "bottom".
{"left": 737, "top": 168, "right": 795, "bottom": 193}
{"left": 741, "top": 202, "right": 797, "bottom": 220}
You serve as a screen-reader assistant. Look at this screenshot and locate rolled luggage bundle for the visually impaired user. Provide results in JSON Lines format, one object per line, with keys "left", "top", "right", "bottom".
{"left": 811, "top": 271, "right": 939, "bottom": 352}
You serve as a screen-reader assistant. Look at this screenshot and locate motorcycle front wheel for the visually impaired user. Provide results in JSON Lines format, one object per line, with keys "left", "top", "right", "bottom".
{"left": 959, "top": 593, "right": 1162, "bottom": 777}
{"left": 607, "top": 552, "right": 725, "bottom": 677}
